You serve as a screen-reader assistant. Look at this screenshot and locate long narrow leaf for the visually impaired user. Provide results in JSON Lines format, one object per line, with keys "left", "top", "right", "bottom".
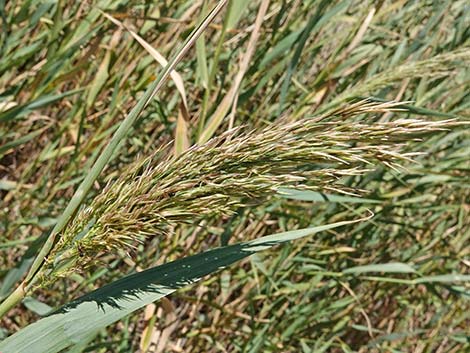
{"left": 0, "top": 217, "right": 363, "bottom": 353}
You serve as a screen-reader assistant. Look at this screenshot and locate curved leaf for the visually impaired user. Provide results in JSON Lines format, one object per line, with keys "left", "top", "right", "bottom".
{"left": 0, "top": 218, "right": 361, "bottom": 353}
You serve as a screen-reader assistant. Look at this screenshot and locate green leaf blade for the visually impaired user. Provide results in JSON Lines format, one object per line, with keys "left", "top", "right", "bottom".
{"left": 0, "top": 219, "right": 354, "bottom": 353}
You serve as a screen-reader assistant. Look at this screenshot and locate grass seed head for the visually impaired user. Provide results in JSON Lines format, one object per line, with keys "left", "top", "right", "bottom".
{"left": 36, "top": 100, "right": 461, "bottom": 288}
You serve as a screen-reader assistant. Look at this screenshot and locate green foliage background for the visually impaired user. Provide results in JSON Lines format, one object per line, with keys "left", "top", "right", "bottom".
{"left": 0, "top": 0, "right": 469, "bottom": 352}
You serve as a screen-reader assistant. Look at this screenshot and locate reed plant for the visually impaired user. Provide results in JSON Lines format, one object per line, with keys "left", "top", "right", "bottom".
{"left": 0, "top": 0, "right": 469, "bottom": 352}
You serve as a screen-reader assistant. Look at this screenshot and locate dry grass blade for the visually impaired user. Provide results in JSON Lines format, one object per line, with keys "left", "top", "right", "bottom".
{"left": 174, "top": 105, "right": 190, "bottom": 157}
{"left": 100, "top": 11, "right": 189, "bottom": 114}
{"left": 198, "top": 0, "right": 271, "bottom": 144}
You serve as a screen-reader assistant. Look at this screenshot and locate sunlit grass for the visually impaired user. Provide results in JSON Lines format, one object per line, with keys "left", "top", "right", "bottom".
{"left": 0, "top": 0, "right": 469, "bottom": 352}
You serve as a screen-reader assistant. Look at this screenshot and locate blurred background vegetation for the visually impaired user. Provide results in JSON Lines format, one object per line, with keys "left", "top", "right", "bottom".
{"left": 0, "top": 0, "right": 469, "bottom": 352}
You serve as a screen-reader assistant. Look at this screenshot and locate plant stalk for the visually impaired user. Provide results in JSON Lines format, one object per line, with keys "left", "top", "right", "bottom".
{"left": 0, "top": 282, "right": 26, "bottom": 318}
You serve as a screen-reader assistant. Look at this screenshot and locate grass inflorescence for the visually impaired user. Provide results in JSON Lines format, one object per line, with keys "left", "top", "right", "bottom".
{"left": 38, "top": 101, "right": 458, "bottom": 287}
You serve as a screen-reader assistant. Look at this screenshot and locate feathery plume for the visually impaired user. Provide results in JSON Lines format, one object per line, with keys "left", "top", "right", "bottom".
{"left": 36, "top": 100, "right": 457, "bottom": 288}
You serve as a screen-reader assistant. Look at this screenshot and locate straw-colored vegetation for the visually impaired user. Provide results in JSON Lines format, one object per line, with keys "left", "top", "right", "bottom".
{"left": 0, "top": 0, "right": 469, "bottom": 352}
